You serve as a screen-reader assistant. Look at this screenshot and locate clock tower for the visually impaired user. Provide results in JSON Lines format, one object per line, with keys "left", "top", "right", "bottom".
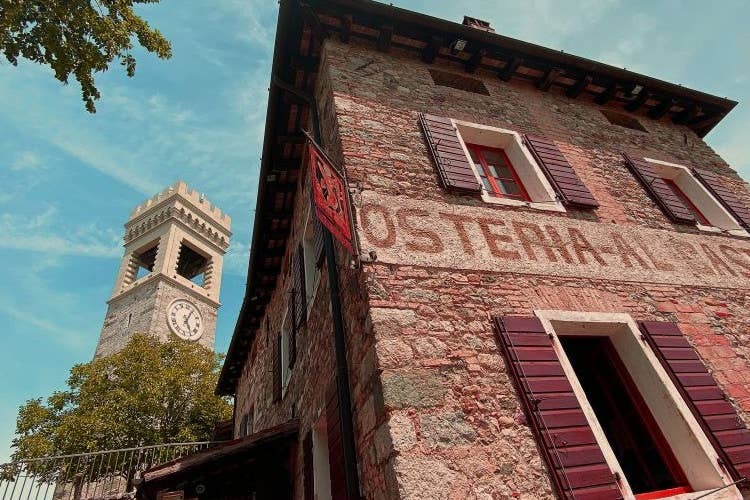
{"left": 95, "top": 181, "right": 231, "bottom": 358}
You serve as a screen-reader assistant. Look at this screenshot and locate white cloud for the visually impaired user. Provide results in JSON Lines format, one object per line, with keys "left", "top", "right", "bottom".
{"left": 0, "top": 209, "right": 122, "bottom": 258}
{"left": 10, "top": 151, "right": 44, "bottom": 172}
{"left": 223, "top": 238, "right": 251, "bottom": 276}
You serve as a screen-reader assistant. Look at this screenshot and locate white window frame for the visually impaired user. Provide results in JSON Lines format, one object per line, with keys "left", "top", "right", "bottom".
{"left": 301, "top": 208, "right": 322, "bottom": 316}
{"left": 452, "top": 119, "right": 566, "bottom": 213}
{"left": 312, "top": 412, "right": 333, "bottom": 500}
{"left": 280, "top": 311, "right": 292, "bottom": 396}
{"left": 535, "top": 310, "right": 741, "bottom": 500}
{"left": 643, "top": 158, "right": 749, "bottom": 238}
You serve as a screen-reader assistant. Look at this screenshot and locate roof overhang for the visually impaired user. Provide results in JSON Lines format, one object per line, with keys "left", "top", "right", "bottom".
{"left": 217, "top": 0, "right": 738, "bottom": 395}
{"left": 137, "top": 420, "right": 298, "bottom": 499}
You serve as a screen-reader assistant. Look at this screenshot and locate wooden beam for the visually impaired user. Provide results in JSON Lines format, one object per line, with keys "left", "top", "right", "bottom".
{"left": 672, "top": 104, "right": 701, "bottom": 124}
{"left": 594, "top": 82, "right": 618, "bottom": 105}
{"left": 465, "top": 48, "right": 486, "bottom": 73}
{"left": 340, "top": 14, "right": 352, "bottom": 43}
{"left": 301, "top": 5, "right": 324, "bottom": 39}
{"left": 566, "top": 74, "right": 592, "bottom": 98}
{"left": 647, "top": 97, "right": 675, "bottom": 119}
{"left": 276, "top": 135, "right": 305, "bottom": 145}
{"left": 377, "top": 25, "right": 393, "bottom": 52}
{"left": 289, "top": 55, "right": 319, "bottom": 71}
{"left": 687, "top": 112, "right": 722, "bottom": 130}
{"left": 499, "top": 55, "right": 523, "bottom": 81}
{"left": 422, "top": 35, "right": 442, "bottom": 63}
{"left": 536, "top": 67, "right": 562, "bottom": 91}
{"left": 625, "top": 89, "right": 650, "bottom": 112}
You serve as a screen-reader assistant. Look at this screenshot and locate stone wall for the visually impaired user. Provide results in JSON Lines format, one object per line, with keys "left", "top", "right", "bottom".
{"left": 235, "top": 32, "right": 750, "bottom": 499}
{"left": 95, "top": 276, "right": 217, "bottom": 357}
{"left": 232, "top": 61, "right": 393, "bottom": 498}
{"left": 322, "top": 35, "right": 750, "bottom": 499}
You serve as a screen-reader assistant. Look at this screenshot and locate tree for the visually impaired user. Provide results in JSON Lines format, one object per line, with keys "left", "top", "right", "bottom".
{"left": 11, "top": 333, "right": 232, "bottom": 462}
{"left": 0, "top": 0, "right": 172, "bottom": 112}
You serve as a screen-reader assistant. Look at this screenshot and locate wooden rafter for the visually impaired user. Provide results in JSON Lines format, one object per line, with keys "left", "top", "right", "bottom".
{"left": 647, "top": 97, "right": 675, "bottom": 119}
{"left": 465, "top": 48, "right": 486, "bottom": 73}
{"left": 566, "top": 74, "right": 592, "bottom": 98}
{"left": 625, "top": 89, "right": 650, "bottom": 112}
{"left": 594, "top": 82, "right": 618, "bottom": 105}
{"left": 422, "top": 35, "right": 442, "bottom": 63}
{"left": 536, "top": 67, "right": 562, "bottom": 91}
{"left": 377, "top": 25, "right": 393, "bottom": 52}
{"left": 499, "top": 55, "right": 523, "bottom": 81}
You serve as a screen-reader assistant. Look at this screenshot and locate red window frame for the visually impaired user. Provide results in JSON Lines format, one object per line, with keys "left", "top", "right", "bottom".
{"left": 466, "top": 143, "right": 530, "bottom": 202}
{"left": 663, "top": 178, "right": 710, "bottom": 225}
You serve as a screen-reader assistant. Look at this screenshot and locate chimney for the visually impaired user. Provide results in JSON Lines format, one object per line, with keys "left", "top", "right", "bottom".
{"left": 462, "top": 16, "right": 495, "bottom": 33}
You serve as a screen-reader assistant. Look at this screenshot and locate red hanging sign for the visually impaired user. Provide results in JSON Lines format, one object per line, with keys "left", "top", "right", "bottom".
{"left": 308, "top": 138, "right": 354, "bottom": 253}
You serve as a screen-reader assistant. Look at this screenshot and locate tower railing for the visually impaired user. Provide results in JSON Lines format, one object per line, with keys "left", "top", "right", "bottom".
{"left": 0, "top": 441, "right": 223, "bottom": 500}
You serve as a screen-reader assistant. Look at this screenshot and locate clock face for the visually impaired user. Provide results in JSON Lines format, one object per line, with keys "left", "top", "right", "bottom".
{"left": 167, "top": 299, "right": 203, "bottom": 341}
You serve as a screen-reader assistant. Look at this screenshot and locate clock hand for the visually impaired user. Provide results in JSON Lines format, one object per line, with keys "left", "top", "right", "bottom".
{"left": 183, "top": 310, "right": 193, "bottom": 329}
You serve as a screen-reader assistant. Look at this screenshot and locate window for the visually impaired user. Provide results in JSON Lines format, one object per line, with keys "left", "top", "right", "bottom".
{"left": 280, "top": 314, "right": 292, "bottom": 395}
{"left": 132, "top": 240, "right": 159, "bottom": 281}
{"left": 454, "top": 121, "right": 565, "bottom": 212}
{"left": 466, "top": 144, "right": 529, "bottom": 201}
{"left": 312, "top": 415, "right": 333, "bottom": 500}
{"left": 429, "top": 68, "right": 490, "bottom": 96}
{"left": 662, "top": 178, "right": 709, "bottom": 225}
{"left": 535, "top": 311, "right": 739, "bottom": 500}
{"left": 561, "top": 336, "right": 688, "bottom": 496}
{"left": 176, "top": 241, "right": 210, "bottom": 288}
{"left": 643, "top": 158, "right": 747, "bottom": 235}
{"left": 601, "top": 109, "right": 647, "bottom": 132}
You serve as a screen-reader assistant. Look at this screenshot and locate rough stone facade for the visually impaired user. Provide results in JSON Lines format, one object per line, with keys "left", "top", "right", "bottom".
{"left": 232, "top": 29, "right": 750, "bottom": 500}
{"left": 96, "top": 182, "right": 230, "bottom": 357}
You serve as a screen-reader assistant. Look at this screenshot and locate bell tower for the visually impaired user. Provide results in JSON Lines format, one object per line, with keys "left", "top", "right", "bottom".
{"left": 95, "top": 181, "right": 231, "bottom": 358}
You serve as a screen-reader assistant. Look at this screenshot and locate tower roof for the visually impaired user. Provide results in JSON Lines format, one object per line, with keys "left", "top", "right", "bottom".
{"left": 129, "top": 181, "right": 231, "bottom": 233}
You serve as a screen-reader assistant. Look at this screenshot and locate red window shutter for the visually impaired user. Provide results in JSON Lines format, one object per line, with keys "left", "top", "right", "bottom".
{"left": 493, "top": 316, "right": 621, "bottom": 499}
{"left": 273, "top": 332, "right": 282, "bottom": 402}
{"left": 418, "top": 112, "right": 482, "bottom": 194}
{"left": 325, "top": 386, "right": 347, "bottom": 500}
{"left": 303, "top": 431, "right": 314, "bottom": 500}
{"left": 622, "top": 154, "right": 697, "bottom": 224}
{"left": 693, "top": 168, "right": 750, "bottom": 230}
{"left": 639, "top": 320, "right": 750, "bottom": 482}
{"left": 524, "top": 136, "right": 599, "bottom": 209}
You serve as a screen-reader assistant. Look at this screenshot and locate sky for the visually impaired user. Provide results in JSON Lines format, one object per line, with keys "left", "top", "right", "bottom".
{"left": 0, "top": 0, "right": 748, "bottom": 463}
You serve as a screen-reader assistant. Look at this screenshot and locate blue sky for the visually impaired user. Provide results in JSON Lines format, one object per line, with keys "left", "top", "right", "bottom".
{"left": 0, "top": 0, "right": 748, "bottom": 462}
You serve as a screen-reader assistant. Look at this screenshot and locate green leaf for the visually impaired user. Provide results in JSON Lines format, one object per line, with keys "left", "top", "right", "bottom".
{"left": 0, "top": 0, "right": 172, "bottom": 112}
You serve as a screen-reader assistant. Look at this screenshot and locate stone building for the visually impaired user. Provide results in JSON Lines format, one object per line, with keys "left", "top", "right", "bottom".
{"left": 96, "top": 181, "right": 230, "bottom": 357}
{"left": 139, "top": 1, "right": 750, "bottom": 499}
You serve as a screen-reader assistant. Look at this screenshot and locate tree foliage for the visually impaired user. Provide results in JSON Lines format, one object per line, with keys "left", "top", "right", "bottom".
{"left": 11, "top": 334, "right": 232, "bottom": 462}
{"left": 0, "top": 0, "right": 172, "bottom": 112}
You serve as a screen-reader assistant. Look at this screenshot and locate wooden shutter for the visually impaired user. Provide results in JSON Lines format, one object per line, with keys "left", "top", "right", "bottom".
{"left": 303, "top": 431, "right": 315, "bottom": 500}
{"left": 296, "top": 243, "right": 307, "bottom": 327}
{"left": 639, "top": 321, "right": 750, "bottom": 482}
{"left": 622, "top": 153, "right": 697, "bottom": 224}
{"left": 287, "top": 296, "right": 297, "bottom": 368}
{"left": 693, "top": 168, "right": 750, "bottom": 230}
{"left": 493, "top": 316, "right": 621, "bottom": 499}
{"left": 272, "top": 332, "right": 282, "bottom": 402}
{"left": 239, "top": 414, "right": 249, "bottom": 437}
{"left": 312, "top": 216, "right": 326, "bottom": 267}
{"left": 326, "top": 385, "right": 347, "bottom": 500}
{"left": 524, "top": 136, "right": 599, "bottom": 209}
{"left": 418, "top": 112, "right": 482, "bottom": 194}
